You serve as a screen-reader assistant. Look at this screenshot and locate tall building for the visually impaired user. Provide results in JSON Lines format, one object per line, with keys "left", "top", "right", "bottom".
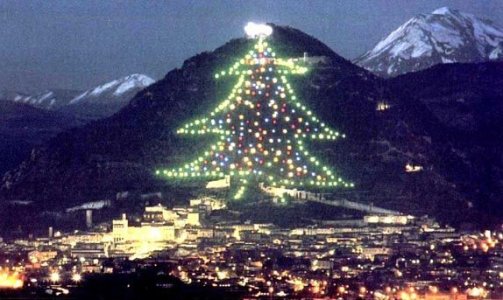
{"left": 85, "top": 210, "right": 93, "bottom": 229}
{"left": 112, "top": 214, "right": 128, "bottom": 243}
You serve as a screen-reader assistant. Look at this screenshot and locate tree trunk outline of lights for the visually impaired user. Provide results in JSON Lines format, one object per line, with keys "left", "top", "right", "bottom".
{"left": 157, "top": 23, "right": 353, "bottom": 199}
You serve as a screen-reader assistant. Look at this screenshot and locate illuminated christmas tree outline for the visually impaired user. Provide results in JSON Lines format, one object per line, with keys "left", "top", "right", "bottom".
{"left": 157, "top": 24, "right": 353, "bottom": 199}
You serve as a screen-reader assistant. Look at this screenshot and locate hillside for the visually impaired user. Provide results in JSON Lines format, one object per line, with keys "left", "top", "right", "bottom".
{"left": 388, "top": 62, "right": 503, "bottom": 220}
{"left": 0, "top": 101, "right": 80, "bottom": 174}
{"left": 0, "top": 25, "right": 495, "bottom": 228}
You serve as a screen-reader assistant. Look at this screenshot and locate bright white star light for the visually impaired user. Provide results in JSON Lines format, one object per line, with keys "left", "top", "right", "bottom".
{"left": 244, "top": 22, "right": 273, "bottom": 38}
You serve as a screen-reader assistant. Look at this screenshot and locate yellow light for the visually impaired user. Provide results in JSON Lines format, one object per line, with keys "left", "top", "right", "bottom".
{"left": 50, "top": 272, "right": 60, "bottom": 282}
{"left": 72, "top": 273, "right": 82, "bottom": 282}
{"left": 0, "top": 270, "right": 23, "bottom": 289}
{"left": 359, "top": 287, "right": 366, "bottom": 294}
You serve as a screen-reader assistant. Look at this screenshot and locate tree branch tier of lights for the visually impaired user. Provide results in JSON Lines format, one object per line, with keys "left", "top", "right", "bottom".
{"left": 157, "top": 22, "right": 353, "bottom": 198}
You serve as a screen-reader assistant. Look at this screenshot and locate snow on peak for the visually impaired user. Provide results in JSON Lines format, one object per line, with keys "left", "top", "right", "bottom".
{"left": 70, "top": 74, "right": 155, "bottom": 104}
{"left": 114, "top": 74, "right": 155, "bottom": 96}
{"left": 90, "top": 80, "right": 119, "bottom": 96}
{"left": 356, "top": 7, "right": 503, "bottom": 77}
{"left": 489, "top": 46, "right": 503, "bottom": 60}
{"left": 432, "top": 7, "right": 453, "bottom": 15}
{"left": 9, "top": 90, "right": 58, "bottom": 107}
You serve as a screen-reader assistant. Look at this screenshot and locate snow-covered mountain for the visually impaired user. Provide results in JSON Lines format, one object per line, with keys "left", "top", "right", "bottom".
{"left": 0, "top": 89, "right": 81, "bottom": 110}
{"left": 1, "top": 73, "right": 155, "bottom": 120}
{"left": 69, "top": 73, "right": 155, "bottom": 105}
{"left": 355, "top": 7, "right": 503, "bottom": 77}
{"left": 63, "top": 73, "right": 155, "bottom": 119}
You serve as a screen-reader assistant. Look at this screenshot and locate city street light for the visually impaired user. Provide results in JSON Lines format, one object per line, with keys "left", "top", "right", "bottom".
{"left": 72, "top": 273, "right": 82, "bottom": 283}
{"left": 50, "top": 272, "right": 60, "bottom": 283}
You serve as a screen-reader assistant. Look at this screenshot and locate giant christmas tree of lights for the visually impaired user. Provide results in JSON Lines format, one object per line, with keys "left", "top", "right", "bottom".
{"left": 157, "top": 23, "right": 352, "bottom": 199}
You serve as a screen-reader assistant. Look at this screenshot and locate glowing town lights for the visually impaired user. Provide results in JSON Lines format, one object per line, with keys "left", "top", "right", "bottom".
{"left": 289, "top": 278, "right": 305, "bottom": 292}
{"left": 467, "top": 287, "right": 487, "bottom": 298}
{"left": 50, "top": 272, "right": 60, "bottom": 283}
{"left": 0, "top": 270, "right": 23, "bottom": 289}
{"left": 72, "top": 273, "right": 82, "bottom": 282}
{"left": 157, "top": 32, "right": 352, "bottom": 199}
{"left": 244, "top": 22, "right": 273, "bottom": 38}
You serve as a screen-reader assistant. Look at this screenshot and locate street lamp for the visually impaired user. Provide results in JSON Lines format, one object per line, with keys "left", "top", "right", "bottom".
{"left": 72, "top": 273, "right": 82, "bottom": 283}
{"left": 50, "top": 272, "right": 60, "bottom": 283}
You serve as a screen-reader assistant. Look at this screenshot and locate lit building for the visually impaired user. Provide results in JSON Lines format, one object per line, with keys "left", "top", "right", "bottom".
{"left": 360, "top": 247, "right": 392, "bottom": 260}
{"left": 143, "top": 204, "right": 178, "bottom": 222}
{"left": 112, "top": 214, "right": 129, "bottom": 244}
{"left": 112, "top": 214, "right": 176, "bottom": 244}
{"left": 311, "top": 259, "right": 333, "bottom": 271}
{"left": 364, "top": 215, "right": 413, "bottom": 225}
{"left": 376, "top": 101, "right": 391, "bottom": 111}
{"left": 28, "top": 250, "right": 58, "bottom": 263}
{"left": 189, "top": 196, "right": 226, "bottom": 212}
{"left": 71, "top": 242, "right": 109, "bottom": 259}
{"left": 187, "top": 211, "right": 200, "bottom": 226}
{"left": 405, "top": 163, "right": 423, "bottom": 173}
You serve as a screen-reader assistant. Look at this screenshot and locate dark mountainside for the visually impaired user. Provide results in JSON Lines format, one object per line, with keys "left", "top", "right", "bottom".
{"left": 388, "top": 62, "right": 503, "bottom": 222}
{"left": 0, "top": 25, "right": 496, "bottom": 228}
{"left": 0, "top": 101, "right": 80, "bottom": 174}
{"left": 0, "top": 75, "right": 154, "bottom": 175}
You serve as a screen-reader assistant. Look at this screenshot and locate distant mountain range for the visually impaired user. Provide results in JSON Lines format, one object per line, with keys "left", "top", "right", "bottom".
{"left": 1, "top": 73, "right": 154, "bottom": 120}
{"left": 355, "top": 7, "right": 503, "bottom": 77}
{"left": 0, "top": 74, "right": 154, "bottom": 175}
{"left": 0, "top": 89, "right": 79, "bottom": 110}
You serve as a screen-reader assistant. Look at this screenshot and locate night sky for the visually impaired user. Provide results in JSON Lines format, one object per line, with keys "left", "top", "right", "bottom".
{"left": 1, "top": 0, "right": 501, "bottom": 92}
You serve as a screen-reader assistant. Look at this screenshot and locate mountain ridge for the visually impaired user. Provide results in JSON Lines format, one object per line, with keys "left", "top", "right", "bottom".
{"left": 1, "top": 74, "right": 155, "bottom": 120}
{"left": 69, "top": 74, "right": 154, "bottom": 105}
{"left": 355, "top": 7, "right": 503, "bottom": 77}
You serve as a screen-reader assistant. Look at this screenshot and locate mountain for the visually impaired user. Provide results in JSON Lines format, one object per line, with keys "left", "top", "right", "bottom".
{"left": 1, "top": 74, "right": 155, "bottom": 120}
{"left": 0, "top": 74, "right": 154, "bottom": 176}
{"left": 0, "top": 101, "right": 80, "bottom": 174}
{"left": 0, "top": 89, "right": 82, "bottom": 110}
{"left": 63, "top": 74, "right": 155, "bottom": 119}
{"left": 355, "top": 7, "right": 503, "bottom": 77}
{"left": 0, "top": 24, "right": 496, "bottom": 230}
{"left": 69, "top": 74, "right": 155, "bottom": 105}
{"left": 388, "top": 61, "right": 503, "bottom": 219}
